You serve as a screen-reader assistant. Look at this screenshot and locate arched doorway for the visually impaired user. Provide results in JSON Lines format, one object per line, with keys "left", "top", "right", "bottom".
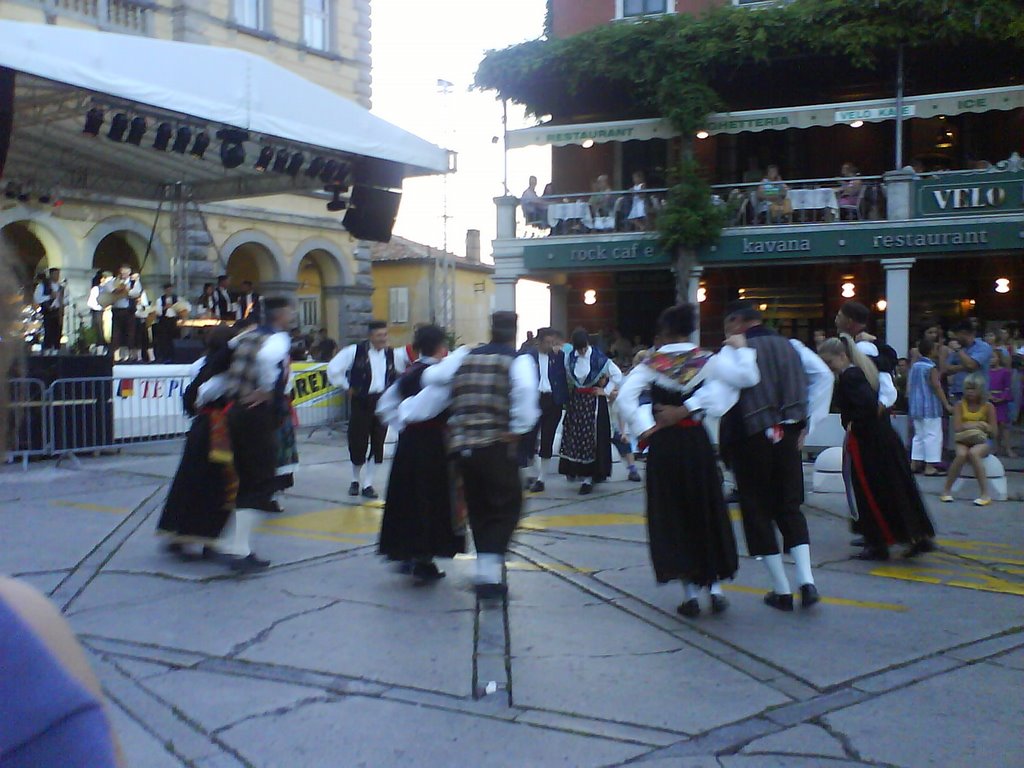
{"left": 92, "top": 231, "right": 144, "bottom": 275}
{"left": 296, "top": 253, "right": 324, "bottom": 332}
{"left": 225, "top": 242, "right": 278, "bottom": 290}
{"left": 1, "top": 222, "right": 48, "bottom": 301}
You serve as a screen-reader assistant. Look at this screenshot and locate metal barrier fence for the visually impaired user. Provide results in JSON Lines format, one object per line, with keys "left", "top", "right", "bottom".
{"left": 5, "top": 372, "right": 348, "bottom": 465}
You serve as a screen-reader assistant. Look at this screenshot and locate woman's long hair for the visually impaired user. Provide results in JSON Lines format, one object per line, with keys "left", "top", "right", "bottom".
{"left": 820, "top": 334, "right": 879, "bottom": 392}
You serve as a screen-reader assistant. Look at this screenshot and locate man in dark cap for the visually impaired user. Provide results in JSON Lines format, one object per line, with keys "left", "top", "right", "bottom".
{"left": 327, "top": 320, "right": 411, "bottom": 498}
{"left": 421, "top": 311, "right": 539, "bottom": 598}
{"left": 835, "top": 301, "right": 898, "bottom": 409}
{"left": 719, "top": 301, "right": 831, "bottom": 611}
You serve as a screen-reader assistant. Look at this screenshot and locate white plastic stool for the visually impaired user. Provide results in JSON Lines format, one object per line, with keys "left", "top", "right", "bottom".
{"left": 812, "top": 446, "right": 846, "bottom": 494}
{"left": 956, "top": 454, "right": 1008, "bottom": 501}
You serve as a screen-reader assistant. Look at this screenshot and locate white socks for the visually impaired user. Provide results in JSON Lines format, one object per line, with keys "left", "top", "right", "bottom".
{"left": 360, "top": 460, "right": 378, "bottom": 489}
{"left": 709, "top": 582, "right": 724, "bottom": 596}
{"left": 476, "top": 553, "right": 504, "bottom": 585}
{"left": 762, "top": 554, "right": 792, "bottom": 595}
{"left": 791, "top": 544, "right": 815, "bottom": 587}
{"left": 547, "top": 457, "right": 558, "bottom": 478}
{"left": 534, "top": 456, "right": 545, "bottom": 483}
{"left": 683, "top": 582, "right": 700, "bottom": 601}
{"left": 351, "top": 463, "right": 362, "bottom": 485}
{"left": 216, "top": 508, "right": 259, "bottom": 557}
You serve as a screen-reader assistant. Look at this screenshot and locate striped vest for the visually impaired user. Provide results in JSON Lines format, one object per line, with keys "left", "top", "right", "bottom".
{"left": 447, "top": 344, "right": 514, "bottom": 452}
{"left": 735, "top": 329, "right": 808, "bottom": 436}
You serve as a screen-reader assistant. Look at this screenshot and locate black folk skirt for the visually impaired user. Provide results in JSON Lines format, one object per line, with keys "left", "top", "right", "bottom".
{"left": 379, "top": 423, "right": 466, "bottom": 561}
{"left": 645, "top": 423, "right": 738, "bottom": 586}
{"left": 844, "top": 421, "right": 935, "bottom": 547}
{"left": 558, "top": 391, "right": 612, "bottom": 482}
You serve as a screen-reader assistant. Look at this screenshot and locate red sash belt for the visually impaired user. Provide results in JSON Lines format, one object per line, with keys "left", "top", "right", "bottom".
{"left": 576, "top": 387, "right": 605, "bottom": 396}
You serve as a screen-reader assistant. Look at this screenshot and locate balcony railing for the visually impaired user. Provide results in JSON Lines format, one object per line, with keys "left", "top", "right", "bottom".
{"left": 710, "top": 175, "right": 887, "bottom": 227}
{"left": 41, "top": 0, "right": 152, "bottom": 34}
{"left": 520, "top": 187, "right": 671, "bottom": 238}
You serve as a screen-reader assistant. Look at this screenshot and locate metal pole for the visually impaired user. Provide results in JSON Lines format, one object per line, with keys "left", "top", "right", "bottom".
{"left": 894, "top": 45, "right": 905, "bottom": 170}
{"left": 502, "top": 98, "right": 509, "bottom": 197}
{"left": 437, "top": 79, "right": 454, "bottom": 330}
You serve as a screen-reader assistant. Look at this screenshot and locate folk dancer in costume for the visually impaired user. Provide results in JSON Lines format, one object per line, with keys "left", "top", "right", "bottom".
{"left": 156, "top": 326, "right": 239, "bottom": 559}
{"left": 101, "top": 265, "right": 142, "bottom": 362}
{"left": 376, "top": 325, "right": 466, "bottom": 583}
{"left": 819, "top": 336, "right": 936, "bottom": 560}
{"left": 421, "top": 311, "right": 539, "bottom": 598}
{"left": 269, "top": 320, "right": 299, "bottom": 498}
{"left": 235, "top": 280, "right": 263, "bottom": 324}
{"left": 327, "top": 320, "right": 410, "bottom": 499}
{"left": 520, "top": 327, "right": 568, "bottom": 493}
{"left": 212, "top": 275, "right": 234, "bottom": 321}
{"left": 132, "top": 275, "right": 155, "bottom": 363}
{"left": 210, "top": 298, "right": 294, "bottom": 573}
{"left": 87, "top": 271, "right": 113, "bottom": 355}
{"left": 153, "top": 284, "right": 188, "bottom": 364}
{"left": 719, "top": 301, "right": 832, "bottom": 611}
{"left": 195, "top": 283, "right": 216, "bottom": 319}
{"left": 617, "top": 304, "right": 754, "bottom": 618}
{"left": 558, "top": 328, "right": 623, "bottom": 495}
{"left": 33, "top": 269, "right": 65, "bottom": 355}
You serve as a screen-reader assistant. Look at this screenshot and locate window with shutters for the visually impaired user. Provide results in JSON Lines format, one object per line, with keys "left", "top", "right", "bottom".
{"left": 388, "top": 287, "right": 409, "bottom": 325}
{"left": 298, "top": 296, "right": 320, "bottom": 329}
{"left": 303, "top": 0, "right": 331, "bottom": 51}
{"left": 234, "top": 0, "right": 266, "bottom": 30}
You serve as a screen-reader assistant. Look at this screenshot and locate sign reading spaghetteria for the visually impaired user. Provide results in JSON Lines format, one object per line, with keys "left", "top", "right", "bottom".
{"left": 916, "top": 170, "right": 1024, "bottom": 217}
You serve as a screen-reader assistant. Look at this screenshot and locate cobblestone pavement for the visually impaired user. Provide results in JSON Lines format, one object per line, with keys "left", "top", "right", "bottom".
{"left": 2, "top": 433, "right": 1022, "bottom": 768}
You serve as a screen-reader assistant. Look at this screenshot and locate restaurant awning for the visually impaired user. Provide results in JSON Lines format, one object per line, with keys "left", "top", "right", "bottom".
{"left": 506, "top": 85, "right": 1024, "bottom": 146}
{"left": 0, "top": 20, "right": 450, "bottom": 202}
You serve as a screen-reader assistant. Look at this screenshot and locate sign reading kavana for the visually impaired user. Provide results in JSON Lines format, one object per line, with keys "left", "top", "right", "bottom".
{"left": 523, "top": 237, "right": 672, "bottom": 270}
{"left": 916, "top": 171, "right": 1024, "bottom": 217}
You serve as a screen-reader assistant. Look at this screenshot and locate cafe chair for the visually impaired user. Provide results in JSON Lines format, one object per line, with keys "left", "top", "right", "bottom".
{"left": 839, "top": 183, "right": 867, "bottom": 221}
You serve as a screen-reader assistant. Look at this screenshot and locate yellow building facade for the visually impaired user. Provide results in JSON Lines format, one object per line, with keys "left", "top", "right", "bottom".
{"left": 370, "top": 235, "right": 494, "bottom": 348}
{"left": 1, "top": 0, "right": 377, "bottom": 343}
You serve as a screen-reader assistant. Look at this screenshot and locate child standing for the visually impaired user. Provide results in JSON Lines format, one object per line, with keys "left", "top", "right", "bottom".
{"left": 941, "top": 372, "right": 998, "bottom": 506}
{"left": 908, "top": 339, "right": 953, "bottom": 475}
{"left": 989, "top": 350, "right": 1015, "bottom": 458}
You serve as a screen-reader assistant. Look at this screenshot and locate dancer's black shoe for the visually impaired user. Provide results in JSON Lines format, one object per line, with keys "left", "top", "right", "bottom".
{"left": 412, "top": 561, "right": 445, "bottom": 583}
{"left": 853, "top": 546, "right": 889, "bottom": 561}
{"left": 361, "top": 486, "right": 378, "bottom": 499}
{"left": 799, "top": 584, "right": 820, "bottom": 608}
{"left": 710, "top": 594, "right": 729, "bottom": 614}
{"left": 348, "top": 481, "right": 360, "bottom": 496}
{"left": 763, "top": 592, "right": 794, "bottom": 611}
{"left": 676, "top": 599, "right": 700, "bottom": 618}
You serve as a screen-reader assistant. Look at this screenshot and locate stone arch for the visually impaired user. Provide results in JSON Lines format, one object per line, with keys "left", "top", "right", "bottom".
{"left": 287, "top": 237, "right": 353, "bottom": 286}
{"left": 289, "top": 239, "right": 352, "bottom": 338}
{"left": 0, "top": 212, "right": 79, "bottom": 299}
{"left": 83, "top": 216, "right": 171, "bottom": 278}
{"left": 220, "top": 229, "right": 285, "bottom": 288}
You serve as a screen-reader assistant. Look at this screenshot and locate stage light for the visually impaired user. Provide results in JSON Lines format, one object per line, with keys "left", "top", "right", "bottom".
{"left": 319, "top": 160, "right": 339, "bottom": 183}
{"left": 152, "top": 122, "right": 173, "bottom": 151}
{"left": 83, "top": 108, "right": 104, "bottom": 136}
{"left": 850, "top": 120, "right": 864, "bottom": 128}
{"left": 326, "top": 188, "right": 347, "bottom": 212}
{"left": 272, "top": 149, "right": 289, "bottom": 173}
{"left": 841, "top": 282, "right": 856, "bottom": 298}
{"left": 107, "top": 113, "right": 129, "bottom": 142}
{"left": 696, "top": 130, "right": 710, "bottom": 139}
{"left": 876, "top": 299, "right": 887, "bottom": 311}
{"left": 581, "top": 139, "right": 594, "bottom": 148}
{"left": 254, "top": 146, "right": 274, "bottom": 172}
{"left": 305, "top": 157, "right": 325, "bottom": 178}
{"left": 172, "top": 127, "right": 192, "bottom": 154}
{"left": 127, "top": 117, "right": 147, "bottom": 146}
{"left": 995, "top": 278, "right": 1010, "bottom": 294}
{"left": 217, "top": 129, "right": 249, "bottom": 169}
{"left": 583, "top": 289, "right": 597, "bottom": 305}
{"left": 331, "top": 162, "right": 351, "bottom": 187}
{"left": 285, "top": 152, "right": 304, "bottom": 177}
{"left": 190, "top": 132, "right": 210, "bottom": 159}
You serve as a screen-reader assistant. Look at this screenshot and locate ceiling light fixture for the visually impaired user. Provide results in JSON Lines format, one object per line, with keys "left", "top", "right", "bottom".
{"left": 696, "top": 130, "right": 710, "bottom": 139}
{"left": 995, "top": 278, "right": 1010, "bottom": 294}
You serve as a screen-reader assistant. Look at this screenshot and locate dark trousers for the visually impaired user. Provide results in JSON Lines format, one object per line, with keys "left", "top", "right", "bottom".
{"left": 731, "top": 424, "right": 810, "bottom": 556}
{"left": 458, "top": 442, "right": 522, "bottom": 554}
{"left": 42, "top": 310, "right": 62, "bottom": 351}
{"left": 347, "top": 393, "right": 386, "bottom": 466}
{"left": 519, "top": 392, "right": 562, "bottom": 466}
{"left": 135, "top": 319, "right": 151, "bottom": 354}
{"left": 153, "top": 318, "right": 178, "bottom": 362}
{"left": 228, "top": 402, "right": 279, "bottom": 512}
{"left": 91, "top": 310, "right": 106, "bottom": 345}
{"left": 110, "top": 308, "right": 135, "bottom": 351}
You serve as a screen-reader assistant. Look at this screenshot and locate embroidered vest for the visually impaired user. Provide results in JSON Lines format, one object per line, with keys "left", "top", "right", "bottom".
{"left": 349, "top": 341, "right": 396, "bottom": 397}
{"left": 448, "top": 344, "right": 514, "bottom": 452}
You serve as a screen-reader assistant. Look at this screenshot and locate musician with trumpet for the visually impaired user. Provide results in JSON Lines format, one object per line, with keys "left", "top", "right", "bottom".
{"left": 100, "top": 264, "right": 142, "bottom": 362}
{"left": 33, "top": 268, "right": 65, "bottom": 355}
{"left": 153, "top": 283, "right": 191, "bottom": 363}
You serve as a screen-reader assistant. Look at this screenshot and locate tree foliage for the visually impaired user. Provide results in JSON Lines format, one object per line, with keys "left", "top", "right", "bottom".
{"left": 475, "top": 0, "right": 1024, "bottom": 249}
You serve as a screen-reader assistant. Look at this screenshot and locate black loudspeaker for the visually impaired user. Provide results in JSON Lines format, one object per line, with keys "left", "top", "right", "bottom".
{"left": 0, "top": 67, "right": 14, "bottom": 180}
{"left": 20, "top": 355, "right": 115, "bottom": 452}
{"left": 172, "top": 339, "right": 204, "bottom": 364}
{"left": 342, "top": 185, "right": 402, "bottom": 243}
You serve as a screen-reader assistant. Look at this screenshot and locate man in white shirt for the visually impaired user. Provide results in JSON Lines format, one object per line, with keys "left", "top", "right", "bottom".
{"left": 520, "top": 327, "right": 568, "bottom": 492}
{"left": 213, "top": 275, "right": 234, "bottom": 321}
{"left": 520, "top": 176, "right": 547, "bottom": 225}
{"left": 327, "top": 321, "right": 410, "bottom": 498}
{"left": 420, "top": 311, "right": 539, "bottom": 597}
{"left": 33, "top": 268, "right": 64, "bottom": 354}
{"left": 235, "top": 281, "right": 263, "bottom": 324}
{"left": 101, "top": 265, "right": 143, "bottom": 362}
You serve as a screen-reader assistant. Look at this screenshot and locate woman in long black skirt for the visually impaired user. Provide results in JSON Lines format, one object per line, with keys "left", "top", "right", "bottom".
{"left": 618, "top": 305, "right": 759, "bottom": 618}
{"left": 818, "top": 335, "right": 936, "bottom": 561}
{"left": 376, "top": 325, "right": 466, "bottom": 583}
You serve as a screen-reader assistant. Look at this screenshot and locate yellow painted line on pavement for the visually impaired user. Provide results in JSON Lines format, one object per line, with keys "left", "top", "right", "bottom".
{"left": 871, "top": 563, "right": 1024, "bottom": 598}
{"left": 51, "top": 500, "right": 129, "bottom": 515}
{"left": 937, "top": 539, "right": 1024, "bottom": 556}
{"left": 722, "top": 584, "right": 908, "bottom": 612}
{"left": 506, "top": 561, "right": 595, "bottom": 574}
{"left": 260, "top": 505, "right": 382, "bottom": 536}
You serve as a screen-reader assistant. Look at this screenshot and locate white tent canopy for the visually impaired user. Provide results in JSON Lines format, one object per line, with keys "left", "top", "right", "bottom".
{"left": 507, "top": 85, "right": 1024, "bottom": 146}
{"left": 0, "top": 20, "right": 449, "bottom": 201}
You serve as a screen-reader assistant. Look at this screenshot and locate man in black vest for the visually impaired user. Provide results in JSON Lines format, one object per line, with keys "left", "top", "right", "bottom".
{"left": 327, "top": 320, "right": 410, "bottom": 498}
{"left": 520, "top": 327, "right": 568, "bottom": 492}
{"left": 33, "top": 269, "right": 64, "bottom": 354}
{"left": 213, "top": 274, "right": 233, "bottom": 321}
{"left": 153, "top": 283, "right": 184, "bottom": 363}
{"left": 719, "top": 301, "right": 823, "bottom": 611}
{"left": 235, "top": 280, "right": 263, "bottom": 324}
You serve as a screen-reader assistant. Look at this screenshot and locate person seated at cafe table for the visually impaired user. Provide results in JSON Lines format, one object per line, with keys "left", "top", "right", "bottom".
{"left": 836, "top": 162, "right": 863, "bottom": 215}
{"left": 626, "top": 170, "right": 651, "bottom": 231}
{"left": 520, "top": 176, "right": 548, "bottom": 227}
{"left": 757, "top": 165, "right": 791, "bottom": 224}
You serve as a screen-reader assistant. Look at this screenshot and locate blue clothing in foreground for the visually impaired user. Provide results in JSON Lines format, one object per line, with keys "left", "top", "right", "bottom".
{"left": 0, "top": 598, "right": 116, "bottom": 768}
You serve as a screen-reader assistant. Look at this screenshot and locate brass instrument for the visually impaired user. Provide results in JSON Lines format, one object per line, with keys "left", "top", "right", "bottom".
{"left": 98, "top": 278, "right": 129, "bottom": 308}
